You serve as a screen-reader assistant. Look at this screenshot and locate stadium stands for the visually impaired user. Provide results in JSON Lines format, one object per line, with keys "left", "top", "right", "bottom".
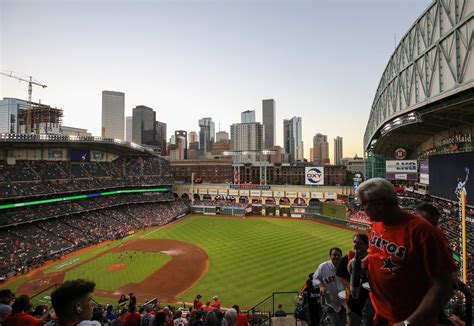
{"left": 0, "top": 156, "right": 172, "bottom": 199}
{"left": 0, "top": 200, "right": 189, "bottom": 277}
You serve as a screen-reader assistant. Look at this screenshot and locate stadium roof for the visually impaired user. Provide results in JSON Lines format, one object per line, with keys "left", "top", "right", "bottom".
{"left": 370, "top": 89, "right": 474, "bottom": 157}
{"left": 0, "top": 133, "right": 159, "bottom": 156}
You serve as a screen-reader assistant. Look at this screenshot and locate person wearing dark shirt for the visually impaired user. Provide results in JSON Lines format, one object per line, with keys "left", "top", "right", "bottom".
{"left": 128, "top": 293, "right": 137, "bottom": 308}
{"left": 336, "top": 234, "right": 369, "bottom": 326}
{"left": 274, "top": 305, "right": 287, "bottom": 317}
{"left": 300, "top": 273, "right": 321, "bottom": 326}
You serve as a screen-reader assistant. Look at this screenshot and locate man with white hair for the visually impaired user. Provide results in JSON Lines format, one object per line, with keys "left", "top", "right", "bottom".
{"left": 356, "top": 178, "right": 455, "bottom": 326}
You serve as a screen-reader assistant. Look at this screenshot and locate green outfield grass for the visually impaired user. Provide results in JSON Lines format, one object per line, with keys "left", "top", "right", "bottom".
{"left": 143, "top": 216, "right": 353, "bottom": 308}
{"left": 64, "top": 252, "right": 170, "bottom": 291}
{"left": 3, "top": 215, "right": 354, "bottom": 309}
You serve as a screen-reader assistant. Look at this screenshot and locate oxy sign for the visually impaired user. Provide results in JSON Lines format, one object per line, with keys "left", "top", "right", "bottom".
{"left": 305, "top": 167, "right": 324, "bottom": 185}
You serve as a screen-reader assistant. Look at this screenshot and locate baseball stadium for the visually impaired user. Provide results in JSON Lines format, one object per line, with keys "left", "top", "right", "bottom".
{"left": 1, "top": 0, "right": 473, "bottom": 325}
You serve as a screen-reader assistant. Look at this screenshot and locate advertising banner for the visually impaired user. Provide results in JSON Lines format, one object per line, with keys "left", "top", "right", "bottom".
{"left": 299, "top": 192, "right": 309, "bottom": 198}
{"left": 325, "top": 192, "right": 337, "bottom": 199}
{"left": 273, "top": 191, "right": 284, "bottom": 197}
{"left": 420, "top": 174, "right": 429, "bottom": 184}
{"left": 285, "top": 191, "right": 297, "bottom": 198}
{"left": 48, "top": 149, "right": 63, "bottom": 159}
{"left": 228, "top": 189, "right": 239, "bottom": 196}
{"left": 305, "top": 167, "right": 324, "bottom": 185}
{"left": 386, "top": 160, "right": 417, "bottom": 173}
{"left": 218, "top": 189, "right": 228, "bottom": 195}
{"left": 385, "top": 173, "right": 418, "bottom": 181}
{"left": 208, "top": 189, "right": 218, "bottom": 195}
{"left": 386, "top": 160, "right": 417, "bottom": 180}
{"left": 261, "top": 190, "right": 273, "bottom": 197}
{"left": 311, "top": 192, "right": 324, "bottom": 199}
{"left": 419, "top": 160, "right": 429, "bottom": 174}
{"left": 198, "top": 189, "right": 208, "bottom": 194}
{"left": 250, "top": 190, "right": 261, "bottom": 197}
{"left": 239, "top": 190, "right": 250, "bottom": 196}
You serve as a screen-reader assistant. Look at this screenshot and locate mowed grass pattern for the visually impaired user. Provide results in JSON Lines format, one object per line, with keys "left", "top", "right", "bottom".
{"left": 64, "top": 252, "right": 170, "bottom": 291}
{"left": 144, "top": 216, "right": 353, "bottom": 308}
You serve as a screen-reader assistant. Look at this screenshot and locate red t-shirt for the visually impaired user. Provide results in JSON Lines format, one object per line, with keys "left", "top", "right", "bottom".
{"left": 211, "top": 300, "right": 221, "bottom": 310}
{"left": 2, "top": 312, "right": 42, "bottom": 326}
{"left": 125, "top": 312, "right": 141, "bottom": 326}
{"left": 236, "top": 313, "right": 249, "bottom": 326}
{"left": 368, "top": 212, "right": 456, "bottom": 324}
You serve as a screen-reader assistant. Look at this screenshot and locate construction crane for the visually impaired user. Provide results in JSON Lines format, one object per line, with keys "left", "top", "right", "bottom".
{"left": 0, "top": 71, "right": 47, "bottom": 133}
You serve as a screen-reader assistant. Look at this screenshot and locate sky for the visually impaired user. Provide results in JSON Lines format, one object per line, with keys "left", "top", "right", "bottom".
{"left": 0, "top": 0, "right": 432, "bottom": 162}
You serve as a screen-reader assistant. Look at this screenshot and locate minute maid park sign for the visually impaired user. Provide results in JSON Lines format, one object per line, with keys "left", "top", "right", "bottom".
{"left": 436, "top": 133, "right": 472, "bottom": 148}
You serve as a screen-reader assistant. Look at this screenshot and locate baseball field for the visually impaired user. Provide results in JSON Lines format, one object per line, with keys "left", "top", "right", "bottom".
{"left": 2, "top": 215, "right": 354, "bottom": 308}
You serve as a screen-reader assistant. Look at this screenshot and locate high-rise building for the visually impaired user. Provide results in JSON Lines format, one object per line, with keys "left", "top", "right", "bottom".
{"left": 0, "top": 98, "right": 24, "bottom": 134}
{"left": 283, "top": 117, "right": 303, "bottom": 162}
{"left": 262, "top": 99, "right": 275, "bottom": 149}
{"left": 188, "top": 131, "right": 198, "bottom": 144}
{"left": 230, "top": 122, "right": 264, "bottom": 160}
{"left": 132, "top": 105, "right": 156, "bottom": 146}
{"left": 155, "top": 121, "right": 167, "bottom": 155}
{"left": 101, "top": 91, "right": 125, "bottom": 140}
{"left": 313, "top": 133, "right": 330, "bottom": 165}
{"left": 334, "top": 136, "right": 343, "bottom": 165}
{"left": 199, "top": 117, "right": 215, "bottom": 154}
{"left": 341, "top": 155, "right": 365, "bottom": 175}
{"left": 125, "top": 116, "right": 132, "bottom": 142}
{"left": 241, "top": 110, "right": 256, "bottom": 123}
{"left": 175, "top": 130, "right": 188, "bottom": 160}
{"left": 216, "top": 131, "right": 229, "bottom": 142}
{"left": 0, "top": 98, "right": 63, "bottom": 134}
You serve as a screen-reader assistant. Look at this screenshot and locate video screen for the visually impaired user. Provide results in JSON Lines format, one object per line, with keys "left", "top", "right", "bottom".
{"left": 429, "top": 152, "right": 473, "bottom": 205}
{"left": 70, "top": 149, "right": 90, "bottom": 162}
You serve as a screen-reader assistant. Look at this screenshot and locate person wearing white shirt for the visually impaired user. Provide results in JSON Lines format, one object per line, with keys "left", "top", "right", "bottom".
{"left": 313, "top": 247, "right": 345, "bottom": 326}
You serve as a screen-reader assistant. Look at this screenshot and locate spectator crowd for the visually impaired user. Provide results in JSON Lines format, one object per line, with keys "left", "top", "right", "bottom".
{"left": 0, "top": 156, "right": 172, "bottom": 199}
{"left": 0, "top": 200, "right": 189, "bottom": 278}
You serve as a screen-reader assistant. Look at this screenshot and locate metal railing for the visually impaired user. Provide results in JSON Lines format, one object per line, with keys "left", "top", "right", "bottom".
{"left": 246, "top": 292, "right": 299, "bottom": 326}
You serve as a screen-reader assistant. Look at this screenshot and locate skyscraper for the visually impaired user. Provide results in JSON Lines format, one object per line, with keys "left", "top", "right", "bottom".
{"left": 241, "top": 110, "right": 256, "bottom": 123}
{"left": 262, "top": 99, "right": 275, "bottom": 149}
{"left": 283, "top": 117, "right": 303, "bottom": 163}
{"left": 125, "top": 116, "right": 132, "bottom": 142}
{"left": 230, "top": 122, "right": 264, "bottom": 162}
{"left": 199, "top": 117, "right": 215, "bottom": 154}
{"left": 175, "top": 130, "right": 188, "bottom": 160}
{"left": 313, "top": 133, "right": 330, "bottom": 165}
{"left": 155, "top": 121, "right": 167, "bottom": 155}
{"left": 0, "top": 98, "right": 24, "bottom": 134}
{"left": 188, "top": 131, "right": 198, "bottom": 144}
{"left": 216, "top": 131, "right": 229, "bottom": 142}
{"left": 101, "top": 91, "right": 124, "bottom": 140}
{"left": 334, "top": 136, "right": 343, "bottom": 165}
{"left": 132, "top": 105, "right": 156, "bottom": 146}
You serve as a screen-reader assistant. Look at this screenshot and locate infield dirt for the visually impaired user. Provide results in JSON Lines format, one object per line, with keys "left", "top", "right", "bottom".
{"left": 18, "top": 239, "right": 209, "bottom": 303}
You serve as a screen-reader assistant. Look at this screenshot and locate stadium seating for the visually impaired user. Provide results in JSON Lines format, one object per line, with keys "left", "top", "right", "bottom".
{"left": 0, "top": 156, "right": 172, "bottom": 199}
{"left": 0, "top": 200, "right": 189, "bottom": 277}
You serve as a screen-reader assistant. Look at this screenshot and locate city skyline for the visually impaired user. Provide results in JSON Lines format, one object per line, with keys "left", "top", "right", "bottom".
{"left": 1, "top": 0, "right": 431, "bottom": 162}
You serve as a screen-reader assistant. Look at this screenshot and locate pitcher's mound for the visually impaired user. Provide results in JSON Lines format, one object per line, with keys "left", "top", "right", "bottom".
{"left": 107, "top": 263, "right": 126, "bottom": 272}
